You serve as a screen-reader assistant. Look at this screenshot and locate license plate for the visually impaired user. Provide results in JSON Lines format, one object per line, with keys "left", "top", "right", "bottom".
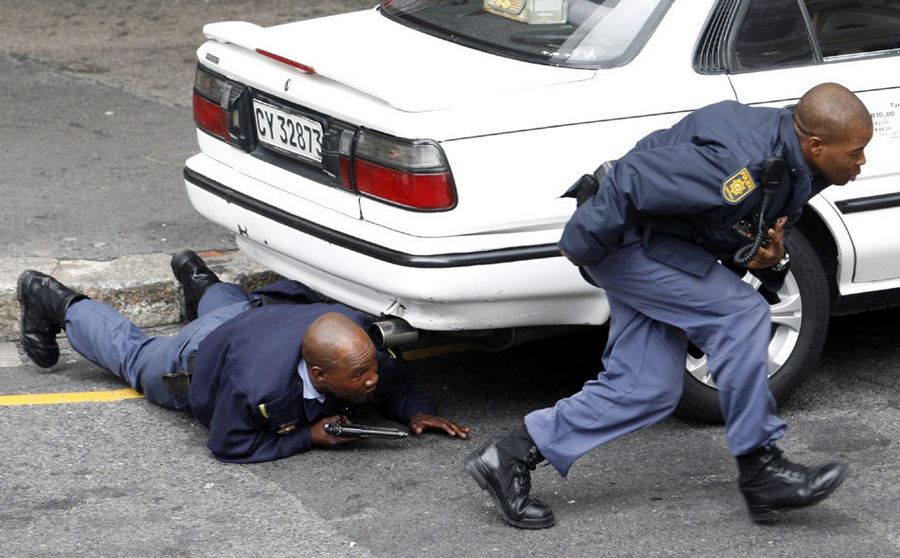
{"left": 252, "top": 100, "right": 323, "bottom": 164}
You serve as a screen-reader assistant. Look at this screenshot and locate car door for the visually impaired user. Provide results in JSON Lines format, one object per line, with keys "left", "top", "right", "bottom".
{"left": 724, "top": 0, "right": 900, "bottom": 292}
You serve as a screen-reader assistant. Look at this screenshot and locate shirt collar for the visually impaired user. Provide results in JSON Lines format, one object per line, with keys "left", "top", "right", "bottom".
{"left": 298, "top": 359, "right": 325, "bottom": 403}
{"left": 780, "top": 111, "right": 810, "bottom": 183}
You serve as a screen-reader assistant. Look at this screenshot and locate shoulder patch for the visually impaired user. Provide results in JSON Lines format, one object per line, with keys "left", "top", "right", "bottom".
{"left": 721, "top": 167, "right": 757, "bottom": 205}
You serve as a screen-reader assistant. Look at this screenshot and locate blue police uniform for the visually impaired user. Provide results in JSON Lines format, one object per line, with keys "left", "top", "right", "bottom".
{"left": 64, "top": 279, "right": 437, "bottom": 463}
{"left": 526, "top": 101, "right": 830, "bottom": 476}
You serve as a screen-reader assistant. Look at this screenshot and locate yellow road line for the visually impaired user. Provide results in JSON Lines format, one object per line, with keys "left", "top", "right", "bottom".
{"left": 0, "top": 388, "right": 144, "bottom": 406}
{"left": 0, "top": 344, "right": 474, "bottom": 407}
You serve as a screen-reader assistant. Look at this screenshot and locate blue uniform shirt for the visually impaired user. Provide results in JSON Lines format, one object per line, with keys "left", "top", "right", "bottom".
{"left": 188, "top": 284, "right": 437, "bottom": 463}
{"left": 560, "top": 101, "right": 829, "bottom": 288}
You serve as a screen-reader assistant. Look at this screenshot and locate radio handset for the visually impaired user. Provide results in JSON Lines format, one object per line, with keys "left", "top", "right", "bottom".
{"left": 733, "top": 156, "right": 787, "bottom": 267}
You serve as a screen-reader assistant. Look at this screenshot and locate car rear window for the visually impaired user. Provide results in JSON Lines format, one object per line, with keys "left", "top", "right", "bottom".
{"left": 805, "top": 0, "right": 900, "bottom": 61}
{"left": 380, "top": 0, "right": 673, "bottom": 69}
{"left": 728, "top": 0, "right": 900, "bottom": 72}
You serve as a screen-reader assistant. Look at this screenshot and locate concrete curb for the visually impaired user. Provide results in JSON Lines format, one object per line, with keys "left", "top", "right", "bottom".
{"left": 0, "top": 250, "right": 279, "bottom": 342}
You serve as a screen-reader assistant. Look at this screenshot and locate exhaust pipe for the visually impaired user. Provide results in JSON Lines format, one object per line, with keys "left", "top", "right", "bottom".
{"left": 369, "top": 318, "right": 419, "bottom": 348}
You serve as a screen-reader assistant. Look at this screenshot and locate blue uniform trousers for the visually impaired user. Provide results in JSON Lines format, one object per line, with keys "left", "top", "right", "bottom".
{"left": 525, "top": 240, "right": 786, "bottom": 477}
{"left": 64, "top": 283, "right": 252, "bottom": 410}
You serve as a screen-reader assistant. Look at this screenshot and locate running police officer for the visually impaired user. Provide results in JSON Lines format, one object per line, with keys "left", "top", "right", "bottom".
{"left": 466, "top": 83, "right": 873, "bottom": 528}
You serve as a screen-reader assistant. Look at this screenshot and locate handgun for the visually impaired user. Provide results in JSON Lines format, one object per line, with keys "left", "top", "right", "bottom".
{"left": 324, "top": 423, "right": 409, "bottom": 439}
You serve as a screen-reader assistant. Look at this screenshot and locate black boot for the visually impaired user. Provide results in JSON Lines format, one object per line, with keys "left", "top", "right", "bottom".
{"left": 737, "top": 445, "right": 849, "bottom": 523}
{"left": 465, "top": 425, "right": 555, "bottom": 529}
{"left": 17, "top": 270, "right": 87, "bottom": 369}
{"left": 170, "top": 250, "right": 221, "bottom": 321}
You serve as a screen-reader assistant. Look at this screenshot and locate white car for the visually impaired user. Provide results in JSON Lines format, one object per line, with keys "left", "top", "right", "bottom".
{"left": 183, "top": 0, "right": 900, "bottom": 421}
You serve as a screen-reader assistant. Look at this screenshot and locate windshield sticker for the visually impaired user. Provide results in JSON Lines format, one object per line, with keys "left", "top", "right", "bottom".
{"left": 871, "top": 102, "right": 899, "bottom": 141}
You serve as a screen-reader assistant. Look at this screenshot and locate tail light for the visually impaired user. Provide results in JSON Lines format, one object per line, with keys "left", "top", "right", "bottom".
{"left": 193, "top": 66, "right": 250, "bottom": 150}
{"left": 351, "top": 130, "right": 456, "bottom": 211}
{"left": 322, "top": 127, "right": 356, "bottom": 190}
{"left": 193, "top": 63, "right": 455, "bottom": 211}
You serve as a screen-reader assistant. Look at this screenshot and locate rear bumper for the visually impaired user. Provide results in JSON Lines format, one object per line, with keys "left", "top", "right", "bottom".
{"left": 183, "top": 158, "right": 608, "bottom": 330}
{"left": 185, "top": 166, "right": 561, "bottom": 268}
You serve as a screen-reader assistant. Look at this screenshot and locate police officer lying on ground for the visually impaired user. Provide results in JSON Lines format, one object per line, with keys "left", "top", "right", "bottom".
{"left": 17, "top": 250, "right": 468, "bottom": 463}
{"left": 466, "top": 83, "right": 873, "bottom": 528}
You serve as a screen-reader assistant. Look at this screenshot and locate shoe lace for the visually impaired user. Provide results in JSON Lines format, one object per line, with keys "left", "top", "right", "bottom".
{"left": 513, "top": 463, "right": 532, "bottom": 495}
{"left": 765, "top": 447, "right": 810, "bottom": 482}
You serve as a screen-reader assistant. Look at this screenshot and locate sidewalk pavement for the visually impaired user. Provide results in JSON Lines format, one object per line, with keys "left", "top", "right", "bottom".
{"left": 0, "top": 250, "right": 277, "bottom": 342}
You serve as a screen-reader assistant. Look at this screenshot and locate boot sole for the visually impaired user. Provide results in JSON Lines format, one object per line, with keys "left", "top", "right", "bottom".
{"left": 16, "top": 271, "right": 59, "bottom": 369}
{"left": 747, "top": 463, "right": 850, "bottom": 524}
{"left": 465, "top": 450, "right": 555, "bottom": 530}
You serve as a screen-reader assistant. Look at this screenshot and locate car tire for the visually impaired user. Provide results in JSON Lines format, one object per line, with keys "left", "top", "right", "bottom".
{"left": 674, "top": 229, "right": 830, "bottom": 424}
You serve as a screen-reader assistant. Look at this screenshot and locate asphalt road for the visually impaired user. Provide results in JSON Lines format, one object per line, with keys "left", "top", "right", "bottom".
{"left": 1, "top": 1, "right": 898, "bottom": 556}
{"left": 1, "top": 309, "right": 899, "bottom": 557}
{"left": 0, "top": 0, "right": 372, "bottom": 260}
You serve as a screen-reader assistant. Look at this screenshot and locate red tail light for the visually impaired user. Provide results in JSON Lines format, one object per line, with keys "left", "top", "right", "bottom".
{"left": 351, "top": 130, "right": 456, "bottom": 211}
{"left": 193, "top": 93, "right": 229, "bottom": 141}
{"left": 192, "top": 65, "right": 249, "bottom": 150}
{"left": 338, "top": 156, "right": 353, "bottom": 190}
{"left": 192, "top": 63, "right": 454, "bottom": 211}
{"left": 354, "top": 159, "right": 455, "bottom": 210}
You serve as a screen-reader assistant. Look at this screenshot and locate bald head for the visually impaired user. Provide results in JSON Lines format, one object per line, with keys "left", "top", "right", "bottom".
{"left": 793, "top": 82, "right": 872, "bottom": 141}
{"left": 792, "top": 83, "right": 873, "bottom": 186}
{"left": 302, "top": 312, "right": 373, "bottom": 371}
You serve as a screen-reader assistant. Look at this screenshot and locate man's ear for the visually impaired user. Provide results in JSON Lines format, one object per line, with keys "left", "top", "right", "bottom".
{"left": 806, "top": 135, "right": 825, "bottom": 157}
{"left": 309, "top": 364, "right": 327, "bottom": 384}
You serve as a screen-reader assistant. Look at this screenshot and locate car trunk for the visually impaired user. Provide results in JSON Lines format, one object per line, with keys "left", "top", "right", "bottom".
{"left": 197, "top": 3, "right": 732, "bottom": 241}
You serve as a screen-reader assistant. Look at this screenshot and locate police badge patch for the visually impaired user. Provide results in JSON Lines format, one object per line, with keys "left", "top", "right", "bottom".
{"left": 722, "top": 167, "right": 757, "bottom": 204}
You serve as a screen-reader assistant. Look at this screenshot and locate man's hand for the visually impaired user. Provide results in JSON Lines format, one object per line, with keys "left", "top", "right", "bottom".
{"left": 408, "top": 412, "right": 470, "bottom": 439}
{"left": 310, "top": 414, "right": 360, "bottom": 447}
{"left": 746, "top": 216, "right": 787, "bottom": 270}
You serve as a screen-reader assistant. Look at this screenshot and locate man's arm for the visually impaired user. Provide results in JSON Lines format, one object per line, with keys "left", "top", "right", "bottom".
{"left": 745, "top": 216, "right": 787, "bottom": 270}
{"left": 204, "top": 377, "right": 356, "bottom": 463}
{"left": 204, "top": 378, "right": 312, "bottom": 463}
{"left": 559, "top": 142, "right": 737, "bottom": 265}
{"left": 746, "top": 216, "right": 792, "bottom": 292}
{"left": 372, "top": 350, "right": 437, "bottom": 420}
{"left": 373, "top": 351, "right": 469, "bottom": 438}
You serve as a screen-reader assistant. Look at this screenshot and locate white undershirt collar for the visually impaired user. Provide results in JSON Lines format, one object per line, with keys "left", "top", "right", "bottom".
{"left": 298, "top": 359, "right": 326, "bottom": 403}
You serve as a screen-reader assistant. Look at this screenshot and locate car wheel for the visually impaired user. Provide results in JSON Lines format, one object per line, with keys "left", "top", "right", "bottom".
{"left": 674, "top": 229, "right": 830, "bottom": 424}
